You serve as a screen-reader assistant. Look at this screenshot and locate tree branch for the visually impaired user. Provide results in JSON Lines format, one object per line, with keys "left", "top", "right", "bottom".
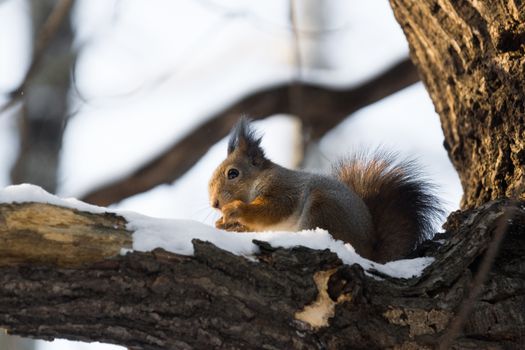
{"left": 81, "top": 57, "right": 419, "bottom": 206}
{"left": 438, "top": 202, "right": 517, "bottom": 348}
{"left": 0, "top": 199, "right": 523, "bottom": 348}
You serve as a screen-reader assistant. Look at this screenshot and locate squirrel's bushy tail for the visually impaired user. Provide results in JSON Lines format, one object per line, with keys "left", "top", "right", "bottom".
{"left": 334, "top": 151, "right": 444, "bottom": 263}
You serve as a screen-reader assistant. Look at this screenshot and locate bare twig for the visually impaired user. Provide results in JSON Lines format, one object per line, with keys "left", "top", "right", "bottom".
{"left": 0, "top": 0, "right": 75, "bottom": 115}
{"left": 289, "top": 0, "right": 303, "bottom": 118}
{"left": 81, "top": 57, "right": 419, "bottom": 206}
{"left": 288, "top": 0, "right": 306, "bottom": 167}
{"left": 438, "top": 203, "right": 517, "bottom": 349}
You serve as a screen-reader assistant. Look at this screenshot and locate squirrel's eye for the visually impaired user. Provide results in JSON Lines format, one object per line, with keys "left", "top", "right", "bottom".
{"left": 227, "top": 168, "right": 239, "bottom": 180}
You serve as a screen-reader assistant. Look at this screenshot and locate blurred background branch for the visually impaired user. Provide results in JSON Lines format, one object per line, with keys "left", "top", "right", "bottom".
{"left": 9, "top": 0, "right": 76, "bottom": 194}
{"left": 81, "top": 57, "right": 419, "bottom": 206}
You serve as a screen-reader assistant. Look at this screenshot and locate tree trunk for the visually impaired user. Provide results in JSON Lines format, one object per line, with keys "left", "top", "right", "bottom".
{"left": 1, "top": 200, "right": 523, "bottom": 349}
{"left": 11, "top": 0, "right": 76, "bottom": 193}
{"left": 389, "top": 0, "right": 525, "bottom": 208}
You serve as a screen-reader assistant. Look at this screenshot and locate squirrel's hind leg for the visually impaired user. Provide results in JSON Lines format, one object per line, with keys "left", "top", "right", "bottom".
{"left": 299, "top": 189, "right": 375, "bottom": 260}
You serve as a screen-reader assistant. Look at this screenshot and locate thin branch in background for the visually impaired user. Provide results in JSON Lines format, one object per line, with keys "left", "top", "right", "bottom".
{"left": 288, "top": 0, "right": 306, "bottom": 167}
{"left": 438, "top": 203, "right": 517, "bottom": 349}
{"left": 289, "top": 0, "right": 303, "bottom": 117}
{"left": 0, "top": 0, "right": 75, "bottom": 115}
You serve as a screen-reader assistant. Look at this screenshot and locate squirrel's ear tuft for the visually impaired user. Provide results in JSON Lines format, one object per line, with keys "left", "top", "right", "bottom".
{"left": 228, "top": 116, "right": 266, "bottom": 165}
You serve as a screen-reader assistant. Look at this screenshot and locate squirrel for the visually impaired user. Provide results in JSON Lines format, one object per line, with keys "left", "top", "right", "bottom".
{"left": 208, "top": 118, "right": 443, "bottom": 263}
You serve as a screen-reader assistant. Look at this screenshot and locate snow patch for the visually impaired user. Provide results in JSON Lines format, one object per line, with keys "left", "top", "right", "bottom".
{"left": 0, "top": 183, "right": 108, "bottom": 213}
{"left": 1, "top": 184, "right": 434, "bottom": 279}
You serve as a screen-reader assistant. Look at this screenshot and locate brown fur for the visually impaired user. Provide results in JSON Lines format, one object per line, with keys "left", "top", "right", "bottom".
{"left": 334, "top": 151, "right": 444, "bottom": 262}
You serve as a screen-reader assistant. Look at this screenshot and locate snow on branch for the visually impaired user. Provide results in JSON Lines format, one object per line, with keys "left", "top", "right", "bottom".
{"left": 0, "top": 184, "right": 430, "bottom": 278}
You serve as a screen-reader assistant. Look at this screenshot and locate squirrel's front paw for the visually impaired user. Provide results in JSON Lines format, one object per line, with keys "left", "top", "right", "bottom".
{"left": 215, "top": 217, "right": 248, "bottom": 232}
{"left": 214, "top": 200, "right": 247, "bottom": 231}
{"left": 221, "top": 200, "right": 244, "bottom": 222}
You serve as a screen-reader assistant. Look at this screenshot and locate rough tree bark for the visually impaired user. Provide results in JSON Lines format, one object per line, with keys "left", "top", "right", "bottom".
{"left": 389, "top": 0, "right": 525, "bottom": 208}
{"left": 0, "top": 200, "right": 524, "bottom": 349}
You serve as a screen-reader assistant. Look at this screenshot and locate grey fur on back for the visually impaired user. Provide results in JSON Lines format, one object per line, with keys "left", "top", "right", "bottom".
{"left": 334, "top": 150, "right": 444, "bottom": 262}
{"left": 292, "top": 169, "right": 375, "bottom": 256}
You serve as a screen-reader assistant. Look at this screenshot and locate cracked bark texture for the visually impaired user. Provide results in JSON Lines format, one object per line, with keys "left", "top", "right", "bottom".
{"left": 0, "top": 201, "right": 524, "bottom": 349}
{"left": 389, "top": 0, "right": 525, "bottom": 208}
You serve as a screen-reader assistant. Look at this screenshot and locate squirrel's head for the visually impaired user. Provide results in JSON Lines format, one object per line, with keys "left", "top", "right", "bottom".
{"left": 208, "top": 117, "right": 270, "bottom": 210}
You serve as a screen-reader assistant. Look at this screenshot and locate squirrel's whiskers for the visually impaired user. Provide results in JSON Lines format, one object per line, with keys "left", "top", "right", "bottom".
{"left": 192, "top": 204, "right": 219, "bottom": 225}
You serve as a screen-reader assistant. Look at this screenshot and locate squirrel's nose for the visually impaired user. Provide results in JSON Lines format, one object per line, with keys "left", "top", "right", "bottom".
{"left": 212, "top": 199, "right": 220, "bottom": 209}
